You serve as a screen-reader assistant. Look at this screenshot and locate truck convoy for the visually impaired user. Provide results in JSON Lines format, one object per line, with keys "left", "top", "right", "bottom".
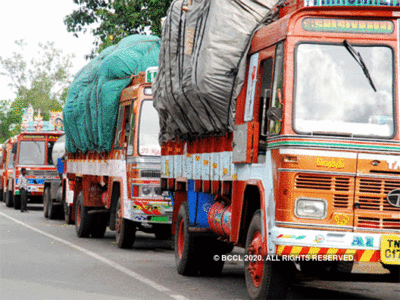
{"left": 154, "top": 0, "right": 400, "bottom": 299}
{"left": 60, "top": 35, "right": 172, "bottom": 248}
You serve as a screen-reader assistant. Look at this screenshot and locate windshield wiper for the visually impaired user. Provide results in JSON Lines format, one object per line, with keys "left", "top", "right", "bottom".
{"left": 343, "top": 39, "right": 377, "bottom": 92}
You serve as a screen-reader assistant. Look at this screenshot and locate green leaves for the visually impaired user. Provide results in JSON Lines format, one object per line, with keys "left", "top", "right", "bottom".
{"left": 64, "top": 0, "right": 173, "bottom": 56}
{"left": 0, "top": 40, "right": 73, "bottom": 142}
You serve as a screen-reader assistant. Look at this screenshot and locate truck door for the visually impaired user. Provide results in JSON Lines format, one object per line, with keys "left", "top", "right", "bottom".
{"left": 233, "top": 43, "right": 282, "bottom": 164}
{"left": 113, "top": 104, "right": 131, "bottom": 154}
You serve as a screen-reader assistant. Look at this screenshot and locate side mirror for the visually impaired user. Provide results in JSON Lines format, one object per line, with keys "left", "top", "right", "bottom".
{"left": 11, "top": 143, "right": 17, "bottom": 154}
{"left": 267, "top": 107, "right": 282, "bottom": 122}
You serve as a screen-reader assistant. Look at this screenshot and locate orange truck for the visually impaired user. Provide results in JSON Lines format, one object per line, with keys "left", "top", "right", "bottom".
{"left": 63, "top": 70, "right": 172, "bottom": 247}
{"left": 157, "top": 1, "right": 400, "bottom": 299}
{"left": 4, "top": 132, "right": 63, "bottom": 209}
{"left": 0, "top": 136, "right": 17, "bottom": 204}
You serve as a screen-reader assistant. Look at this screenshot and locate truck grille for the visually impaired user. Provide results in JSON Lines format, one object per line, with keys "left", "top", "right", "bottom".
{"left": 295, "top": 174, "right": 351, "bottom": 209}
{"left": 355, "top": 178, "right": 400, "bottom": 212}
{"left": 140, "top": 170, "right": 161, "bottom": 178}
{"left": 26, "top": 170, "right": 59, "bottom": 177}
{"left": 355, "top": 177, "right": 400, "bottom": 231}
{"left": 357, "top": 217, "right": 400, "bottom": 230}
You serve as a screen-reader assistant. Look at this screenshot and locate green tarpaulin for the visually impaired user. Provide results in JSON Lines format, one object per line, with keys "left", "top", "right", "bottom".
{"left": 64, "top": 35, "right": 160, "bottom": 153}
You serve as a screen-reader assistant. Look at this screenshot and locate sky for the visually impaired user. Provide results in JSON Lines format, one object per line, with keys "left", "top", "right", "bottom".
{"left": 0, "top": 0, "right": 96, "bottom": 101}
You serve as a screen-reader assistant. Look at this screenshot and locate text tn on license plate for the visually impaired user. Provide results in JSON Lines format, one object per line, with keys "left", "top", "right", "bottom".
{"left": 380, "top": 235, "right": 400, "bottom": 265}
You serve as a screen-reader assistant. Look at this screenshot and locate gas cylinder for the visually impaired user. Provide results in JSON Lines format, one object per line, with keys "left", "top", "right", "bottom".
{"left": 208, "top": 201, "right": 232, "bottom": 238}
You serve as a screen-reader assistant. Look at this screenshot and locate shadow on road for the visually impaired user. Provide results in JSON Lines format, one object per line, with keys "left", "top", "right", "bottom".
{"left": 289, "top": 283, "right": 380, "bottom": 300}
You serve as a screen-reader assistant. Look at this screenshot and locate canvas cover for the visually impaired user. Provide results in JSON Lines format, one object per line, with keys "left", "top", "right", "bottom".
{"left": 153, "top": 0, "right": 278, "bottom": 142}
{"left": 64, "top": 35, "right": 160, "bottom": 153}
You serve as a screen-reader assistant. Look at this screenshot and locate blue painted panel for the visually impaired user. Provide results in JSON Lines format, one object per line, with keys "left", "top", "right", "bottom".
{"left": 187, "top": 180, "right": 213, "bottom": 228}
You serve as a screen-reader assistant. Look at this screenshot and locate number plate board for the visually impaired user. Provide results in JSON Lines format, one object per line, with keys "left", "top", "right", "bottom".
{"left": 380, "top": 235, "right": 400, "bottom": 265}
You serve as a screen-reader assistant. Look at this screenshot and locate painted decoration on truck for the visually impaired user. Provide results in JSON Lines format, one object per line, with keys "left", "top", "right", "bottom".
{"left": 244, "top": 53, "right": 259, "bottom": 122}
{"left": 20, "top": 104, "right": 64, "bottom": 132}
{"left": 305, "top": 0, "right": 400, "bottom": 7}
{"left": 302, "top": 18, "right": 394, "bottom": 34}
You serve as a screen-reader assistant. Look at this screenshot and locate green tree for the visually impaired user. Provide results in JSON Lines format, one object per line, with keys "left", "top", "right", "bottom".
{"left": 64, "top": 0, "right": 172, "bottom": 56}
{"left": 0, "top": 40, "right": 74, "bottom": 142}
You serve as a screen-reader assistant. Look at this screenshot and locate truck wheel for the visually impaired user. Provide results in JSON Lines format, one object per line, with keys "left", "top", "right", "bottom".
{"left": 175, "top": 202, "right": 200, "bottom": 276}
{"left": 115, "top": 197, "right": 136, "bottom": 248}
{"left": 91, "top": 214, "right": 108, "bottom": 238}
{"left": 0, "top": 189, "right": 3, "bottom": 202}
{"left": 43, "top": 188, "right": 50, "bottom": 218}
{"left": 244, "top": 210, "right": 288, "bottom": 300}
{"left": 154, "top": 225, "right": 172, "bottom": 240}
{"left": 5, "top": 188, "right": 13, "bottom": 207}
{"left": 75, "top": 192, "right": 92, "bottom": 238}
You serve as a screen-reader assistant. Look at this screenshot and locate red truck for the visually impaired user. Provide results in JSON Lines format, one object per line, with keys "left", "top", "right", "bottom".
{"left": 155, "top": 1, "right": 400, "bottom": 299}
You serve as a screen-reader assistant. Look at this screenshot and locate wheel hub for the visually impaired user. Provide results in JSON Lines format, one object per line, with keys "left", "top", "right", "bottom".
{"left": 247, "top": 231, "right": 264, "bottom": 288}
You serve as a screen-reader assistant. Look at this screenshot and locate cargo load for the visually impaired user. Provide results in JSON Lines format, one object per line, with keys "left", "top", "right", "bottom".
{"left": 64, "top": 35, "right": 160, "bottom": 153}
{"left": 153, "top": 0, "right": 279, "bottom": 142}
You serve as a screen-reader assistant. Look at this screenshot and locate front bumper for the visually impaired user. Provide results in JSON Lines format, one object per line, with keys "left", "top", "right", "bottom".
{"left": 125, "top": 198, "right": 173, "bottom": 224}
{"left": 272, "top": 226, "right": 400, "bottom": 264}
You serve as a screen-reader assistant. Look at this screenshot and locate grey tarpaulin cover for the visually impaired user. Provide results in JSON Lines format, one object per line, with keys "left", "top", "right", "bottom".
{"left": 64, "top": 35, "right": 160, "bottom": 153}
{"left": 153, "top": 0, "right": 278, "bottom": 142}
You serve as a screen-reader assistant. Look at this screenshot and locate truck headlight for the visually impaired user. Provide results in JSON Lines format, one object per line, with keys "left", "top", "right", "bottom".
{"left": 295, "top": 198, "right": 327, "bottom": 219}
{"left": 140, "top": 186, "right": 153, "bottom": 197}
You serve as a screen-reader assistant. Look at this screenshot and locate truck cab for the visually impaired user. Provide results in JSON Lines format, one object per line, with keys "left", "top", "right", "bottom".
{"left": 8, "top": 132, "right": 63, "bottom": 209}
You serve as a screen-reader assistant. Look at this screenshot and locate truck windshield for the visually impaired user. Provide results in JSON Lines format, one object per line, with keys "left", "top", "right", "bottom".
{"left": 138, "top": 100, "right": 161, "bottom": 156}
{"left": 294, "top": 43, "right": 394, "bottom": 138}
{"left": 18, "top": 141, "right": 45, "bottom": 165}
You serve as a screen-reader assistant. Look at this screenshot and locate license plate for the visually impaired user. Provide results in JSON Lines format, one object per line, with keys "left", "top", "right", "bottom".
{"left": 150, "top": 216, "right": 169, "bottom": 223}
{"left": 380, "top": 235, "right": 400, "bottom": 265}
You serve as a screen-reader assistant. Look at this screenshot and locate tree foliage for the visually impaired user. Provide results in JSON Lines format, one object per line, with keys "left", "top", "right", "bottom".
{"left": 0, "top": 40, "right": 74, "bottom": 143}
{"left": 64, "top": 0, "right": 172, "bottom": 56}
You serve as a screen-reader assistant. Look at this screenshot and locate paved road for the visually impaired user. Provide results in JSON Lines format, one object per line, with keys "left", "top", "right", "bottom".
{"left": 1, "top": 203, "right": 399, "bottom": 300}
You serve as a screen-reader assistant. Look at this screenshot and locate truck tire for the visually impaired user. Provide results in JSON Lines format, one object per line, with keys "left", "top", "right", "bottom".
{"left": 13, "top": 194, "right": 21, "bottom": 210}
{"left": 244, "top": 210, "right": 288, "bottom": 300}
{"left": 5, "top": 188, "right": 13, "bottom": 207}
{"left": 115, "top": 197, "right": 136, "bottom": 248}
{"left": 0, "top": 189, "right": 3, "bottom": 202}
{"left": 43, "top": 188, "right": 50, "bottom": 218}
{"left": 175, "top": 202, "right": 201, "bottom": 276}
{"left": 91, "top": 214, "right": 108, "bottom": 238}
{"left": 75, "top": 192, "right": 92, "bottom": 238}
